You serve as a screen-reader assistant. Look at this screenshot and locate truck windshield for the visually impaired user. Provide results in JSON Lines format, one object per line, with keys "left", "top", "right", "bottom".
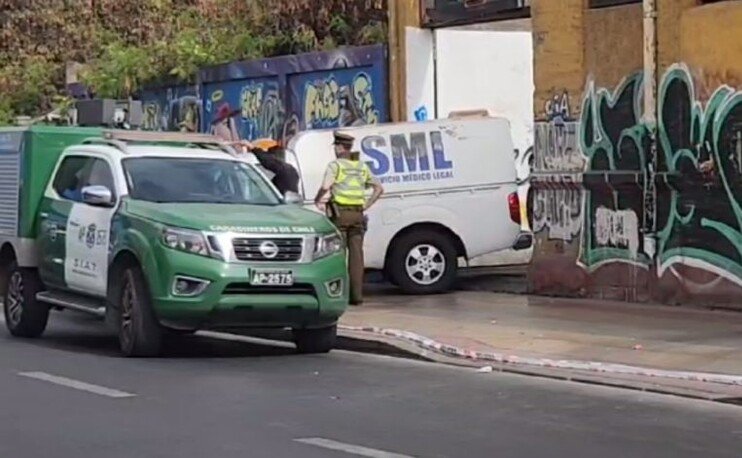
{"left": 122, "top": 157, "right": 281, "bottom": 205}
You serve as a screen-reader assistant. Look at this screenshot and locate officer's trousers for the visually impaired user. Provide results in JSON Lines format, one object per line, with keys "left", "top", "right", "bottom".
{"left": 330, "top": 205, "right": 365, "bottom": 304}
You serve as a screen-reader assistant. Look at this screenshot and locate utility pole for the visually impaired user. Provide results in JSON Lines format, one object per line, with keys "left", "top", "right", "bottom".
{"left": 642, "top": 0, "right": 659, "bottom": 260}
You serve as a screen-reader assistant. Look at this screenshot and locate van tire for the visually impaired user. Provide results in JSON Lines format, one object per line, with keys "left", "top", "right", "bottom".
{"left": 388, "top": 230, "right": 457, "bottom": 295}
{"left": 3, "top": 263, "right": 48, "bottom": 338}
{"left": 293, "top": 325, "right": 336, "bottom": 354}
{"left": 116, "top": 264, "right": 163, "bottom": 357}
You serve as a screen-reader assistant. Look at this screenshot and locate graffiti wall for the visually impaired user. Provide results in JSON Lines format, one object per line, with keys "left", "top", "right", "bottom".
{"left": 530, "top": 64, "right": 742, "bottom": 305}
{"left": 579, "top": 73, "right": 651, "bottom": 272}
{"left": 655, "top": 65, "right": 742, "bottom": 302}
{"left": 140, "top": 84, "right": 201, "bottom": 132}
{"left": 200, "top": 45, "right": 388, "bottom": 144}
{"left": 139, "top": 45, "right": 387, "bottom": 144}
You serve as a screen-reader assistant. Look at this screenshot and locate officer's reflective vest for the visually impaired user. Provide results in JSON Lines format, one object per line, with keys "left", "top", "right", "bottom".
{"left": 332, "top": 159, "right": 367, "bottom": 206}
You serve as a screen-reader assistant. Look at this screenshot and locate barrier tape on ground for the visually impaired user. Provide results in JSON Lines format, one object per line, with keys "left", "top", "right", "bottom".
{"left": 339, "top": 325, "right": 742, "bottom": 387}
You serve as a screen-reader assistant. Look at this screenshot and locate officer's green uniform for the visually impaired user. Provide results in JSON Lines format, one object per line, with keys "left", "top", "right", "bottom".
{"left": 322, "top": 133, "right": 378, "bottom": 304}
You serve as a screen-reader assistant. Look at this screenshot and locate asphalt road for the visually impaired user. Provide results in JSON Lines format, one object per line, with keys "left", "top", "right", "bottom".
{"left": 1, "top": 310, "right": 741, "bottom": 458}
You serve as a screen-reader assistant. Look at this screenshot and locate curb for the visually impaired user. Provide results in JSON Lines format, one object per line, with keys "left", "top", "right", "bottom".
{"left": 339, "top": 325, "right": 742, "bottom": 387}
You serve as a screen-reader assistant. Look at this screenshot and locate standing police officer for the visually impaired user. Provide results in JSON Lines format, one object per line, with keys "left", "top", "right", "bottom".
{"left": 314, "top": 132, "right": 383, "bottom": 305}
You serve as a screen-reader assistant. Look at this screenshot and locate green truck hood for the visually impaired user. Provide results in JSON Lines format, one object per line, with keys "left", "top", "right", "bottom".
{"left": 125, "top": 200, "right": 335, "bottom": 234}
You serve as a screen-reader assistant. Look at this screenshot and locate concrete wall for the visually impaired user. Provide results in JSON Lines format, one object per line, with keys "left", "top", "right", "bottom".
{"left": 403, "top": 19, "right": 535, "bottom": 267}
{"left": 530, "top": 0, "right": 742, "bottom": 306}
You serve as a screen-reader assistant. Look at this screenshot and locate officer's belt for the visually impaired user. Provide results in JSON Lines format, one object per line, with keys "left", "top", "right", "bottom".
{"left": 333, "top": 204, "right": 364, "bottom": 212}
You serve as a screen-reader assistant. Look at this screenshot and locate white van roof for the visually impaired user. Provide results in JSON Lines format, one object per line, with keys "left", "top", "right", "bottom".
{"left": 288, "top": 117, "right": 516, "bottom": 197}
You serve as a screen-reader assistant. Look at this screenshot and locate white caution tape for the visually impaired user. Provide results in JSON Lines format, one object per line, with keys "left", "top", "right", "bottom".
{"left": 339, "top": 325, "right": 742, "bottom": 387}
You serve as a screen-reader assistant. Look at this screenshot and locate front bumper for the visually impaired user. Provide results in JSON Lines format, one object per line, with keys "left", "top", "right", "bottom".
{"left": 148, "top": 246, "right": 348, "bottom": 331}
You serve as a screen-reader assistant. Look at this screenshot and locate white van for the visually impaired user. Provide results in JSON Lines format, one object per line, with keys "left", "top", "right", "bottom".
{"left": 284, "top": 117, "right": 525, "bottom": 294}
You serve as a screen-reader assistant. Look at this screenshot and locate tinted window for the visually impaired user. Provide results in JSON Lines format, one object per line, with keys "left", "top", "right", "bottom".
{"left": 86, "top": 159, "right": 116, "bottom": 197}
{"left": 52, "top": 156, "right": 89, "bottom": 202}
{"left": 123, "top": 157, "right": 281, "bottom": 205}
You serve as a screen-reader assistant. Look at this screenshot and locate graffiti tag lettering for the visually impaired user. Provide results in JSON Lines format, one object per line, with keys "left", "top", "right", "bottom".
{"left": 532, "top": 188, "right": 583, "bottom": 241}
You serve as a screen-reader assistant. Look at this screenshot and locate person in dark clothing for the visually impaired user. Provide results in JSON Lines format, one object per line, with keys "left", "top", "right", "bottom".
{"left": 251, "top": 138, "right": 300, "bottom": 196}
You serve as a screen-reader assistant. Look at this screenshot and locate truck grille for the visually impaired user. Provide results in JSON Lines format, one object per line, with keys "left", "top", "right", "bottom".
{"left": 232, "top": 237, "right": 303, "bottom": 262}
{"left": 223, "top": 283, "right": 316, "bottom": 297}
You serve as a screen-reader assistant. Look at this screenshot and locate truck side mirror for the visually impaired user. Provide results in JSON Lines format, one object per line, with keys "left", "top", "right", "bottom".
{"left": 284, "top": 191, "right": 303, "bottom": 205}
{"left": 81, "top": 185, "right": 114, "bottom": 207}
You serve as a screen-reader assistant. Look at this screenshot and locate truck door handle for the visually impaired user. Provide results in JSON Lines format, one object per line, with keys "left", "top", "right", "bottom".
{"left": 39, "top": 212, "right": 49, "bottom": 219}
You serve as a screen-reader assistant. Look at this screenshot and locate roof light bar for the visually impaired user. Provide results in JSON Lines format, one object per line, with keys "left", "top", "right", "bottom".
{"left": 101, "top": 130, "right": 225, "bottom": 145}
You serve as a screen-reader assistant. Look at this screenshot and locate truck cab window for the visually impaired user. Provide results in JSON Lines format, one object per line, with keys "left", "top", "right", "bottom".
{"left": 123, "top": 157, "right": 280, "bottom": 205}
{"left": 86, "top": 159, "right": 116, "bottom": 199}
{"left": 52, "top": 156, "right": 89, "bottom": 202}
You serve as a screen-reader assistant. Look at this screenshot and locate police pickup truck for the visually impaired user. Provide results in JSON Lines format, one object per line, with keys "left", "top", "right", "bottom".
{"left": 0, "top": 127, "right": 348, "bottom": 357}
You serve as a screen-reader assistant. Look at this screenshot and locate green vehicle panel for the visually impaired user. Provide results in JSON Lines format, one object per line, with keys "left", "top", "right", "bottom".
{"left": 111, "top": 200, "right": 348, "bottom": 330}
{"left": 1, "top": 127, "right": 349, "bottom": 355}
{"left": 11, "top": 126, "right": 102, "bottom": 238}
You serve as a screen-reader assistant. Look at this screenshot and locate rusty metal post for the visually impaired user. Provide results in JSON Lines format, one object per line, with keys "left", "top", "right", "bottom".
{"left": 642, "top": 0, "right": 659, "bottom": 259}
{"left": 388, "top": 0, "right": 422, "bottom": 123}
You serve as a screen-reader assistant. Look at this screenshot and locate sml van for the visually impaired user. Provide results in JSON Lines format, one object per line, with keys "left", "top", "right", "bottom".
{"left": 284, "top": 117, "right": 525, "bottom": 294}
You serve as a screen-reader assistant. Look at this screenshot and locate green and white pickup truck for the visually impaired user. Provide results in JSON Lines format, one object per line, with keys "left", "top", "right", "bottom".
{"left": 0, "top": 126, "right": 348, "bottom": 356}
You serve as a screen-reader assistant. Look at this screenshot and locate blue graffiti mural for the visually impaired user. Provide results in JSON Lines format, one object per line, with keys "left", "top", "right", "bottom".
{"left": 203, "top": 78, "right": 287, "bottom": 142}
{"left": 197, "top": 44, "right": 388, "bottom": 144}
{"left": 140, "top": 85, "right": 200, "bottom": 132}
{"left": 300, "top": 72, "right": 380, "bottom": 130}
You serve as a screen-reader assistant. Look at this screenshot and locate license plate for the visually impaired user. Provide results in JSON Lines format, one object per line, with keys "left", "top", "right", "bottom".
{"left": 250, "top": 270, "right": 294, "bottom": 286}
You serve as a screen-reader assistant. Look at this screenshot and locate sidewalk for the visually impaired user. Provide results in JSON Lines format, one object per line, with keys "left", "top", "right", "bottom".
{"left": 338, "top": 285, "right": 742, "bottom": 400}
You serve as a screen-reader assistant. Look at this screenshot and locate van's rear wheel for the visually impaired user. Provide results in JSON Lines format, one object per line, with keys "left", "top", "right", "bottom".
{"left": 117, "top": 265, "right": 163, "bottom": 357}
{"left": 388, "top": 230, "right": 457, "bottom": 295}
{"left": 3, "top": 263, "right": 48, "bottom": 338}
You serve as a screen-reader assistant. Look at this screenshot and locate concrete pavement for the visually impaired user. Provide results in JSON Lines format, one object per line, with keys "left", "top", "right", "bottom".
{"left": 339, "top": 285, "right": 742, "bottom": 399}
{"left": 1, "top": 311, "right": 742, "bottom": 457}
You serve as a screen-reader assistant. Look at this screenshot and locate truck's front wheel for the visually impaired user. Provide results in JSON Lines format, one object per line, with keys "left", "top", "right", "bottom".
{"left": 293, "top": 325, "right": 337, "bottom": 354}
{"left": 117, "top": 265, "right": 163, "bottom": 357}
{"left": 3, "top": 263, "right": 48, "bottom": 338}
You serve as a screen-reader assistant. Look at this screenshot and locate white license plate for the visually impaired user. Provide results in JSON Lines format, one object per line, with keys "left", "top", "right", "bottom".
{"left": 250, "top": 270, "right": 294, "bottom": 286}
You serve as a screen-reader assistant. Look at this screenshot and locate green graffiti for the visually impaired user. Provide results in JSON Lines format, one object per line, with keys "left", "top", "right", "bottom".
{"left": 577, "top": 64, "right": 742, "bottom": 286}
{"left": 579, "top": 73, "right": 651, "bottom": 269}
{"left": 656, "top": 64, "right": 742, "bottom": 286}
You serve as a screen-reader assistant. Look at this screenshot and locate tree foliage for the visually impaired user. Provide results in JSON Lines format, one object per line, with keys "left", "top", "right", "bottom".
{"left": 0, "top": 0, "right": 387, "bottom": 123}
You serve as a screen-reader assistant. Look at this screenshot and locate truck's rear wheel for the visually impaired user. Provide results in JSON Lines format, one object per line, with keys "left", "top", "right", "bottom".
{"left": 117, "top": 265, "right": 162, "bottom": 357}
{"left": 388, "top": 230, "right": 457, "bottom": 295}
{"left": 3, "top": 263, "right": 48, "bottom": 338}
{"left": 293, "top": 325, "right": 337, "bottom": 354}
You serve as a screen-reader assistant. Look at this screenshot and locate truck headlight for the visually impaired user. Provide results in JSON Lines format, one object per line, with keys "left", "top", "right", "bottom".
{"left": 162, "top": 227, "right": 210, "bottom": 257}
{"left": 313, "top": 233, "right": 344, "bottom": 260}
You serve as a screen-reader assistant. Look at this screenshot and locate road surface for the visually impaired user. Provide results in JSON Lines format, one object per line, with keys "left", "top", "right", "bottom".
{"left": 0, "top": 310, "right": 740, "bottom": 458}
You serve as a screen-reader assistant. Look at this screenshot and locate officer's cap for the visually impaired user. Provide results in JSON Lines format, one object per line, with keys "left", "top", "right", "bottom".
{"left": 332, "top": 131, "right": 355, "bottom": 148}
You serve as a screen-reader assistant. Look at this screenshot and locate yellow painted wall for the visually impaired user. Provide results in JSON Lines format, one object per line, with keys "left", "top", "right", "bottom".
{"left": 388, "top": 0, "right": 421, "bottom": 122}
{"left": 532, "top": 0, "right": 586, "bottom": 120}
{"left": 658, "top": 0, "right": 696, "bottom": 70}
{"left": 680, "top": 1, "right": 742, "bottom": 98}
{"left": 584, "top": 3, "right": 643, "bottom": 89}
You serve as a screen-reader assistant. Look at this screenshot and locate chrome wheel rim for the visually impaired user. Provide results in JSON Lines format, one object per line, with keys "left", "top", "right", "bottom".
{"left": 405, "top": 244, "right": 446, "bottom": 286}
{"left": 6, "top": 272, "right": 24, "bottom": 326}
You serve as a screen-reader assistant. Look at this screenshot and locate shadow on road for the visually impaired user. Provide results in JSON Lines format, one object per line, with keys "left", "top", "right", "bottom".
{"left": 3, "top": 310, "right": 299, "bottom": 359}
{"left": 2, "top": 271, "right": 528, "bottom": 359}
